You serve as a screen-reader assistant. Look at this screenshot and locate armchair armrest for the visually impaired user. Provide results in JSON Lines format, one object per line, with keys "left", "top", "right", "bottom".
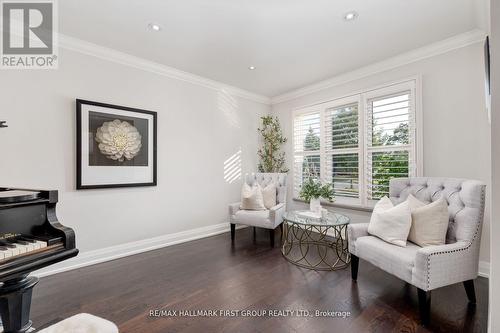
{"left": 413, "top": 241, "right": 478, "bottom": 291}
{"left": 269, "top": 203, "right": 286, "bottom": 228}
{"left": 347, "top": 223, "right": 369, "bottom": 255}
{"left": 228, "top": 202, "right": 241, "bottom": 216}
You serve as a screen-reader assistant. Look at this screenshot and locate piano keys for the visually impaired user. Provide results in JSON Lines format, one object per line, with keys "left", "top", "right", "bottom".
{"left": 0, "top": 188, "right": 78, "bottom": 333}
{"left": 0, "top": 233, "right": 54, "bottom": 260}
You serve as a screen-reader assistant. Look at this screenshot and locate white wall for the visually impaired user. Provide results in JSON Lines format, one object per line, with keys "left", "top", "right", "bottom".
{"left": 0, "top": 48, "right": 269, "bottom": 253}
{"left": 272, "top": 43, "right": 491, "bottom": 266}
{"left": 489, "top": 0, "right": 499, "bottom": 330}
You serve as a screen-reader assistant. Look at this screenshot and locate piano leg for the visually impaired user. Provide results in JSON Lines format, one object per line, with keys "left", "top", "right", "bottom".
{"left": 0, "top": 275, "right": 39, "bottom": 333}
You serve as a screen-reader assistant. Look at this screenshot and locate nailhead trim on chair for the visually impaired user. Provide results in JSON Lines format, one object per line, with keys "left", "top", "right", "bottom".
{"left": 425, "top": 188, "right": 486, "bottom": 290}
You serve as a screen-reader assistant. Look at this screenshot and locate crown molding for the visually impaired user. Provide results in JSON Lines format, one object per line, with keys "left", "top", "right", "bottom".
{"left": 56, "top": 29, "right": 486, "bottom": 106}
{"left": 58, "top": 34, "right": 271, "bottom": 105}
{"left": 271, "top": 29, "right": 487, "bottom": 105}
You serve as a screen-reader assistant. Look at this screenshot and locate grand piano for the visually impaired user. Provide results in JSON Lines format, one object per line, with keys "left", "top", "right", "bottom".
{"left": 0, "top": 188, "right": 78, "bottom": 333}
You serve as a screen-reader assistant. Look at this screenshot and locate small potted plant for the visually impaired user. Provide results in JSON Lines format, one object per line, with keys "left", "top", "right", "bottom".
{"left": 299, "top": 178, "right": 335, "bottom": 213}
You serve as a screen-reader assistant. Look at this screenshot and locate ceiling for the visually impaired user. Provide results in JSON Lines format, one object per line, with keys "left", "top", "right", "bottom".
{"left": 59, "top": 0, "right": 489, "bottom": 98}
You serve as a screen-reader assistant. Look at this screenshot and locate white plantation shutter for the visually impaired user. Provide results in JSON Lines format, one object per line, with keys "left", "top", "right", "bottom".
{"left": 326, "top": 153, "right": 360, "bottom": 198}
{"left": 293, "top": 111, "right": 321, "bottom": 197}
{"left": 366, "top": 88, "right": 416, "bottom": 202}
{"left": 324, "top": 103, "right": 360, "bottom": 200}
{"left": 292, "top": 79, "right": 420, "bottom": 208}
{"left": 324, "top": 103, "right": 359, "bottom": 149}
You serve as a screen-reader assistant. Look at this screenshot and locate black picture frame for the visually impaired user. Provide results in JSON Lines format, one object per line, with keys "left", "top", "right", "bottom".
{"left": 76, "top": 99, "right": 157, "bottom": 189}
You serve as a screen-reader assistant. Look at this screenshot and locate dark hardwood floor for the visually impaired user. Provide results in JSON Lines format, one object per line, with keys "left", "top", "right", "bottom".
{"left": 31, "top": 228, "right": 488, "bottom": 333}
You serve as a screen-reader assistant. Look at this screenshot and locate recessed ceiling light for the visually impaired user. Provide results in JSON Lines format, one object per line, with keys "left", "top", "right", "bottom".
{"left": 248, "top": 66, "right": 256, "bottom": 70}
{"left": 148, "top": 23, "right": 161, "bottom": 32}
{"left": 343, "top": 11, "right": 358, "bottom": 21}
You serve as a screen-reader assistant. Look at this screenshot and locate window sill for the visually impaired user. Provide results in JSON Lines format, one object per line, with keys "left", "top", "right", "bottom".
{"left": 292, "top": 198, "right": 374, "bottom": 213}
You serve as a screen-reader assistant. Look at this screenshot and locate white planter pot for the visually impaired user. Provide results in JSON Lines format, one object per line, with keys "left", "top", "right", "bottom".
{"left": 309, "top": 198, "right": 322, "bottom": 213}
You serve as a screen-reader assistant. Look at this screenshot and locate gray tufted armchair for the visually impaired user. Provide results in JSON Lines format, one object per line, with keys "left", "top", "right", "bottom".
{"left": 348, "top": 177, "right": 486, "bottom": 325}
{"left": 229, "top": 173, "right": 287, "bottom": 247}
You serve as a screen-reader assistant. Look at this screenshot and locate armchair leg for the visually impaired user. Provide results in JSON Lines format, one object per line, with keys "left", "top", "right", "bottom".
{"left": 230, "top": 223, "right": 235, "bottom": 242}
{"left": 351, "top": 255, "right": 359, "bottom": 281}
{"left": 417, "top": 288, "right": 431, "bottom": 326}
{"left": 463, "top": 280, "right": 476, "bottom": 304}
{"left": 269, "top": 229, "right": 275, "bottom": 248}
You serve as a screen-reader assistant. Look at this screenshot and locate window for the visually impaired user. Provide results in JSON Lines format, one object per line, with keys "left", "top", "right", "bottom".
{"left": 325, "top": 102, "right": 360, "bottom": 200}
{"left": 293, "top": 80, "right": 421, "bottom": 208}
{"left": 293, "top": 111, "right": 321, "bottom": 192}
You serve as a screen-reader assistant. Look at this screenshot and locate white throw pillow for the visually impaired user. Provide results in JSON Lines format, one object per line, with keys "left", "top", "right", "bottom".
{"left": 407, "top": 195, "right": 449, "bottom": 247}
{"left": 240, "top": 183, "right": 266, "bottom": 210}
{"left": 261, "top": 182, "right": 277, "bottom": 209}
{"left": 406, "top": 194, "right": 427, "bottom": 211}
{"left": 368, "top": 196, "right": 412, "bottom": 247}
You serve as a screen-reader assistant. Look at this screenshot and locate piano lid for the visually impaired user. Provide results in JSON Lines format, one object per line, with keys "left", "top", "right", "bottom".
{"left": 0, "top": 190, "right": 41, "bottom": 204}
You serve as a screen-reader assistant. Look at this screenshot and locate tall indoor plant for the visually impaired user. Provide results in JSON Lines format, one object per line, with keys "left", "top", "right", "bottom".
{"left": 257, "top": 115, "right": 289, "bottom": 173}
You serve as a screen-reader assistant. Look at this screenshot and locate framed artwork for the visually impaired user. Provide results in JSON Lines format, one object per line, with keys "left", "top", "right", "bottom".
{"left": 76, "top": 99, "right": 157, "bottom": 189}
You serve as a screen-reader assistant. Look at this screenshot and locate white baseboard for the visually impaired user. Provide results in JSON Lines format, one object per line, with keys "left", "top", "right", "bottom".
{"left": 479, "top": 261, "right": 490, "bottom": 278}
{"left": 33, "top": 224, "right": 491, "bottom": 280}
{"left": 33, "top": 222, "right": 245, "bottom": 278}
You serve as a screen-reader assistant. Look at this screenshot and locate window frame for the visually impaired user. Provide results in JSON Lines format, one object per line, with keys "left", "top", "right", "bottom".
{"left": 292, "top": 77, "right": 423, "bottom": 210}
{"left": 292, "top": 105, "right": 322, "bottom": 193}
{"left": 321, "top": 95, "right": 362, "bottom": 206}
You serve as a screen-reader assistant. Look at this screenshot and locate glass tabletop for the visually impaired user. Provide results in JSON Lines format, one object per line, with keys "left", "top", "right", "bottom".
{"left": 283, "top": 210, "right": 350, "bottom": 227}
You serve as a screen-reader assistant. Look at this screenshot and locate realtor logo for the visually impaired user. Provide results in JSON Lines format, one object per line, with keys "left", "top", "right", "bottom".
{"left": 1, "top": 0, "right": 58, "bottom": 69}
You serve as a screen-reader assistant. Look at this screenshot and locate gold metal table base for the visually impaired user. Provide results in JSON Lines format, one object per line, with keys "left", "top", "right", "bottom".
{"left": 281, "top": 221, "right": 350, "bottom": 271}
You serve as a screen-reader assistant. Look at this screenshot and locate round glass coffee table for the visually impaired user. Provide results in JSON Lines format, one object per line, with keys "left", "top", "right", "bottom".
{"left": 281, "top": 210, "right": 351, "bottom": 271}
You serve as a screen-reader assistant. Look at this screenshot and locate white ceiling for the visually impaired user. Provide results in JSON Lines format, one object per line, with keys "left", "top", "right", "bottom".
{"left": 59, "top": 0, "right": 488, "bottom": 98}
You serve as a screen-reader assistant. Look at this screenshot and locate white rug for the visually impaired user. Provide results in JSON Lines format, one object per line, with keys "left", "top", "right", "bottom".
{"left": 38, "top": 313, "right": 118, "bottom": 333}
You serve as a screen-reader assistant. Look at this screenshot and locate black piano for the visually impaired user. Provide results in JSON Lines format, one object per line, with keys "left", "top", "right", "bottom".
{"left": 0, "top": 188, "right": 78, "bottom": 333}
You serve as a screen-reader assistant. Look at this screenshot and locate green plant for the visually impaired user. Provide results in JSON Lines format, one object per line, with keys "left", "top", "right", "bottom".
{"left": 299, "top": 177, "right": 335, "bottom": 203}
{"left": 257, "top": 115, "right": 289, "bottom": 173}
